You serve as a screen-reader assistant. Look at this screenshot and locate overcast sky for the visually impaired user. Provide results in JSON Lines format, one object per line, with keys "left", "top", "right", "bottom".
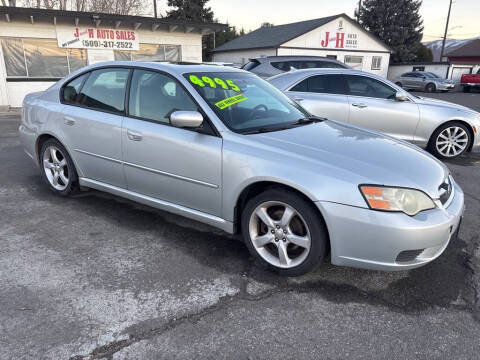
{"left": 154, "top": 0, "right": 479, "bottom": 41}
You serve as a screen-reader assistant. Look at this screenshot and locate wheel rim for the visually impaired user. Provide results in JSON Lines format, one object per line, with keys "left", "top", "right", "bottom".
{"left": 248, "top": 201, "right": 311, "bottom": 269}
{"left": 427, "top": 84, "right": 434, "bottom": 92}
{"left": 43, "top": 146, "right": 69, "bottom": 191}
{"left": 436, "top": 126, "right": 469, "bottom": 157}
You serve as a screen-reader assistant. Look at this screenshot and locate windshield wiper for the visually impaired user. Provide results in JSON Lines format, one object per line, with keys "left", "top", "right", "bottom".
{"left": 243, "top": 125, "right": 295, "bottom": 134}
{"left": 291, "top": 116, "right": 326, "bottom": 126}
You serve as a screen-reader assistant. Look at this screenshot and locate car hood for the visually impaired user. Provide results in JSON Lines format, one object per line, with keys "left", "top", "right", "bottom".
{"left": 414, "top": 96, "right": 478, "bottom": 115}
{"left": 253, "top": 120, "right": 449, "bottom": 199}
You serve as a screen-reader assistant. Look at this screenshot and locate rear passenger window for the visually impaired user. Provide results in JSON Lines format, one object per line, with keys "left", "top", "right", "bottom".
{"left": 62, "top": 73, "right": 88, "bottom": 104}
{"left": 345, "top": 75, "right": 396, "bottom": 99}
{"left": 78, "top": 68, "right": 130, "bottom": 115}
{"left": 291, "top": 79, "right": 308, "bottom": 92}
{"left": 290, "top": 74, "right": 347, "bottom": 95}
{"left": 128, "top": 69, "right": 197, "bottom": 124}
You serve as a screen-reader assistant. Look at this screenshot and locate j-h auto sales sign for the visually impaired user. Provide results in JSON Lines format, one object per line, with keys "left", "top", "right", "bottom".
{"left": 56, "top": 26, "right": 139, "bottom": 50}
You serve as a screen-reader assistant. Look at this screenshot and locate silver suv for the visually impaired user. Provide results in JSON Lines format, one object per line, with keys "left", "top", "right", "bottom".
{"left": 242, "top": 56, "right": 349, "bottom": 78}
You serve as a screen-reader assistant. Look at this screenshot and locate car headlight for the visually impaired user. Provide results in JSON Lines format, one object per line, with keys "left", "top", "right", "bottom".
{"left": 359, "top": 185, "right": 436, "bottom": 216}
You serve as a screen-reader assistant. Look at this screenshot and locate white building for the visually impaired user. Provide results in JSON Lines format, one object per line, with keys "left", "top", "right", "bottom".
{"left": 212, "top": 14, "right": 392, "bottom": 77}
{"left": 0, "top": 6, "right": 225, "bottom": 109}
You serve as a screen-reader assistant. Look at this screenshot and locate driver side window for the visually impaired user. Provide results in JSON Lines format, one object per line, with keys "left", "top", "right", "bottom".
{"left": 128, "top": 69, "right": 197, "bottom": 124}
{"left": 345, "top": 75, "right": 396, "bottom": 100}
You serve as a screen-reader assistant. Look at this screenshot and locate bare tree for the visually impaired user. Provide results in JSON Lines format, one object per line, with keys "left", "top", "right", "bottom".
{"left": 17, "top": 0, "right": 146, "bottom": 15}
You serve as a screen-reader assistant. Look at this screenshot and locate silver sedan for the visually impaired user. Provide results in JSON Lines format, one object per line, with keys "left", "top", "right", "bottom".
{"left": 20, "top": 62, "right": 463, "bottom": 276}
{"left": 393, "top": 71, "right": 455, "bottom": 93}
{"left": 269, "top": 69, "right": 480, "bottom": 159}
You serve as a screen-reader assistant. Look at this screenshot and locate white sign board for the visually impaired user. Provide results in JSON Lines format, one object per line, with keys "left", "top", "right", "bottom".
{"left": 56, "top": 26, "right": 139, "bottom": 50}
{"left": 319, "top": 32, "right": 358, "bottom": 49}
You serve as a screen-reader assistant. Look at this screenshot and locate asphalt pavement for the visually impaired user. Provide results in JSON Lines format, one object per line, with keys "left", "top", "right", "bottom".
{"left": 1, "top": 92, "right": 480, "bottom": 359}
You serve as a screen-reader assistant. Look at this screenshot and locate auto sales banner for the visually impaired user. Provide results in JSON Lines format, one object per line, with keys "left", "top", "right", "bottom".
{"left": 56, "top": 26, "right": 139, "bottom": 50}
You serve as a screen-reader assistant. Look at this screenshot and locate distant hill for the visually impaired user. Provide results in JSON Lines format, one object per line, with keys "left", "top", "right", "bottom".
{"left": 424, "top": 37, "right": 480, "bottom": 61}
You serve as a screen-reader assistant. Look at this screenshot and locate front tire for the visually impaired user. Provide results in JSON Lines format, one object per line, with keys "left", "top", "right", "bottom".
{"left": 241, "top": 188, "right": 328, "bottom": 276}
{"left": 425, "top": 83, "right": 436, "bottom": 93}
{"left": 428, "top": 122, "right": 471, "bottom": 159}
{"left": 40, "top": 138, "right": 79, "bottom": 196}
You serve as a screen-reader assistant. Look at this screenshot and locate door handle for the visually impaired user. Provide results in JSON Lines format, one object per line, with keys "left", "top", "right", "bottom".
{"left": 352, "top": 103, "right": 367, "bottom": 108}
{"left": 127, "top": 129, "right": 143, "bottom": 141}
{"left": 64, "top": 116, "right": 76, "bottom": 126}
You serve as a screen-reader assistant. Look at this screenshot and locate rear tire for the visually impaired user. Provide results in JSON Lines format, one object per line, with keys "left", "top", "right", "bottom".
{"left": 428, "top": 122, "right": 472, "bottom": 159}
{"left": 40, "top": 138, "right": 79, "bottom": 196}
{"left": 241, "top": 188, "right": 328, "bottom": 276}
{"left": 425, "top": 83, "right": 436, "bottom": 93}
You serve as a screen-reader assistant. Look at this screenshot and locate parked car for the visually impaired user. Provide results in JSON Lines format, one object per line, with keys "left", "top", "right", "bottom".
{"left": 393, "top": 71, "right": 455, "bottom": 93}
{"left": 461, "top": 69, "right": 480, "bottom": 93}
{"left": 269, "top": 69, "right": 480, "bottom": 159}
{"left": 20, "top": 62, "right": 463, "bottom": 276}
{"left": 242, "top": 56, "right": 349, "bottom": 78}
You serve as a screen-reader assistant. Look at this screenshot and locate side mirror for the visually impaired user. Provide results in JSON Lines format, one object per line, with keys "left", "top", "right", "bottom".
{"left": 395, "top": 92, "right": 408, "bottom": 102}
{"left": 170, "top": 111, "right": 203, "bottom": 129}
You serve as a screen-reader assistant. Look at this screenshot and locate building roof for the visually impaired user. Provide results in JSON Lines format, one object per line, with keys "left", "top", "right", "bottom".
{"left": 212, "top": 14, "right": 391, "bottom": 53}
{"left": 212, "top": 14, "right": 344, "bottom": 52}
{"left": 0, "top": 6, "right": 227, "bottom": 34}
{"left": 445, "top": 38, "right": 480, "bottom": 57}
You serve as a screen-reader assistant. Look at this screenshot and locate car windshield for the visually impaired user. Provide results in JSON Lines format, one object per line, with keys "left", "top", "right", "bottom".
{"left": 184, "top": 71, "right": 310, "bottom": 134}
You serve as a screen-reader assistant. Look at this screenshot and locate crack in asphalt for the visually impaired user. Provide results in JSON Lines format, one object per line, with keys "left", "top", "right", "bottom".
{"left": 70, "top": 246, "right": 480, "bottom": 360}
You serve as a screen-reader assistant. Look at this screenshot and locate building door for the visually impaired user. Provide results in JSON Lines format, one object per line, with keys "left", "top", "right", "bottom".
{"left": 451, "top": 67, "right": 472, "bottom": 83}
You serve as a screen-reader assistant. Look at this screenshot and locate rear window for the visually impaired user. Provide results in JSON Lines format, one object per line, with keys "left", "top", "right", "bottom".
{"left": 242, "top": 60, "right": 260, "bottom": 71}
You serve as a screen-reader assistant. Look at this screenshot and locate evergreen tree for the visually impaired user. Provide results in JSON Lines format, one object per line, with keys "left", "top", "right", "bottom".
{"left": 415, "top": 44, "right": 433, "bottom": 62}
{"left": 167, "top": 0, "right": 214, "bottom": 23}
{"left": 359, "top": 0, "right": 424, "bottom": 63}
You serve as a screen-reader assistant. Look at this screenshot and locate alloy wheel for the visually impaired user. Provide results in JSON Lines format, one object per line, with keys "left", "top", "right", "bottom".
{"left": 43, "top": 146, "right": 69, "bottom": 191}
{"left": 435, "top": 126, "right": 469, "bottom": 158}
{"left": 248, "top": 201, "right": 311, "bottom": 269}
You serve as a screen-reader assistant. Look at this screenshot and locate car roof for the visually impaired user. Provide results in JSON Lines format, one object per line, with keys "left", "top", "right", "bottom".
{"left": 75, "top": 61, "right": 247, "bottom": 77}
{"left": 253, "top": 56, "right": 342, "bottom": 63}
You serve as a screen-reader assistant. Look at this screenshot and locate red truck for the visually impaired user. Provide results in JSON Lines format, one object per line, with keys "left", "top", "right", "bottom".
{"left": 461, "top": 69, "right": 480, "bottom": 92}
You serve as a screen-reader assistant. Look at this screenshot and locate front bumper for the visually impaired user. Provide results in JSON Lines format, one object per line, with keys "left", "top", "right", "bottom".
{"left": 436, "top": 83, "right": 455, "bottom": 90}
{"left": 316, "top": 181, "right": 464, "bottom": 271}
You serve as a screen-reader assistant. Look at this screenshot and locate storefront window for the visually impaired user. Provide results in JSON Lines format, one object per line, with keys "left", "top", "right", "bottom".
{"left": 1, "top": 38, "right": 87, "bottom": 78}
{"left": 1, "top": 38, "right": 27, "bottom": 76}
{"left": 24, "top": 38, "right": 69, "bottom": 77}
{"left": 67, "top": 48, "right": 88, "bottom": 73}
{"left": 114, "top": 44, "right": 181, "bottom": 62}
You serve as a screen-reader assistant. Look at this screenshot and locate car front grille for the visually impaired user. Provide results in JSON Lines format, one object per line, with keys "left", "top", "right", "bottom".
{"left": 438, "top": 176, "right": 453, "bottom": 206}
{"left": 396, "top": 249, "right": 424, "bottom": 263}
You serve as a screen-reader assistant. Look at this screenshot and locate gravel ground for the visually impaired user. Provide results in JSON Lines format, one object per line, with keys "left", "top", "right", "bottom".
{"left": 1, "top": 92, "right": 480, "bottom": 359}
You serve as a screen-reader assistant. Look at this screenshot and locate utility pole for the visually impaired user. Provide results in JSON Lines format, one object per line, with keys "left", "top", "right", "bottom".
{"left": 440, "top": 0, "right": 453, "bottom": 61}
{"left": 153, "top": 0, "right": 158, "bottom": 18}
